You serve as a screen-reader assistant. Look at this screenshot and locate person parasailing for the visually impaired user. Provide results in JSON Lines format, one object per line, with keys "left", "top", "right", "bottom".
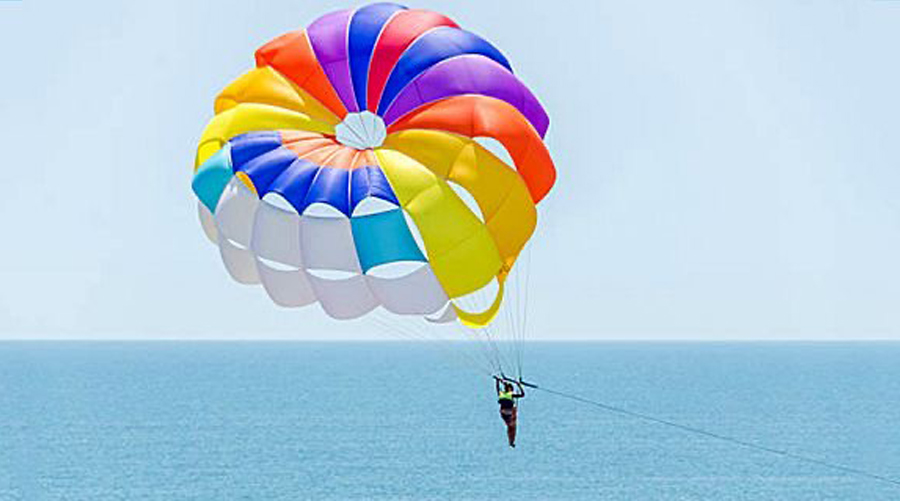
{"left": 494, "top": 376, "right": 526, "bottom": 447}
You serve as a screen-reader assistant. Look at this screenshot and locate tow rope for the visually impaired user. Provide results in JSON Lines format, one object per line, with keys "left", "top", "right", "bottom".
{"left": 519, "top": 380, "right": 900, "bottom": 489}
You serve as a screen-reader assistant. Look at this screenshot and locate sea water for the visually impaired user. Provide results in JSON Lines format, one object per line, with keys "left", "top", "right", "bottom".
{"left": 1, "top": 342, "right": 898, "bottom": 500}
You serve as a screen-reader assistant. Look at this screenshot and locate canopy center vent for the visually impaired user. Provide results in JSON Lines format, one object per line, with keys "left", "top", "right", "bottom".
{"left": 335, "top": 111, "right": 387, "bottom": 150}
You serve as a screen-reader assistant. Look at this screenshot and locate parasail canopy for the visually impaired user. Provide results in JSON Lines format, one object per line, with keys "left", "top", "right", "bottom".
{"left": 192, "top": 2, "right": 556, "bottom": 329}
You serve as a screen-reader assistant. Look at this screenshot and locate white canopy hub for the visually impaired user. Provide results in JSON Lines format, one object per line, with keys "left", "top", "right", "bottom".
{"left": 335, "top": 111, "right": 387, "bottom": 150}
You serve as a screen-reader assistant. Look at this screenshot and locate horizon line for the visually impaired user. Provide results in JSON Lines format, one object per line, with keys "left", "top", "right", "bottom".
{"left": 1, "top": 338, "right": 899, "bottom": 343}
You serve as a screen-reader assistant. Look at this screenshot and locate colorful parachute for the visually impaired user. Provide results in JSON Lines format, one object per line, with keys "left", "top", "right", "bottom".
{"left": 192, "top": 3, "right": 556, "bottom": 328}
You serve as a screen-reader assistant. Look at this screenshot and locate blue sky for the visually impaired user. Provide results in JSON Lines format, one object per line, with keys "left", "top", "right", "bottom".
{"left": 0, "top": 1, "right": 898, "bottom": 340}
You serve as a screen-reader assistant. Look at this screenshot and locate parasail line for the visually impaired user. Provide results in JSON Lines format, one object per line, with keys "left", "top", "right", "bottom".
{"left": 368, "top": 312, "right": 495, "bottom": 376}
{"left": 530, "top": 384, "right": 900, "bottom": 489}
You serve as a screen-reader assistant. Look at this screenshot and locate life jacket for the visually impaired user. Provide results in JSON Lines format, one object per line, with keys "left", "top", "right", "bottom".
{"left": 498, "top": 390, "right": 514, "bottom": 401}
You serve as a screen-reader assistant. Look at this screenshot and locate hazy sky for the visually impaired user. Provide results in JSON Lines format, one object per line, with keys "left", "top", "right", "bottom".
{"left": 0, "top": 1, "right": 898, "bottom": 340}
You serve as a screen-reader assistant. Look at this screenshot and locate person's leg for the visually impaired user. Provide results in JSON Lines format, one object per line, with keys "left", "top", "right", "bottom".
{"left": 507, "top": 408, "right": 518, "bottom": 447}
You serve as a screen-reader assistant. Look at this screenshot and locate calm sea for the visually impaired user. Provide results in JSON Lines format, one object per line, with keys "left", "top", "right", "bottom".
{"left": 1, "top": 342, "right": 898, "bottom": 500}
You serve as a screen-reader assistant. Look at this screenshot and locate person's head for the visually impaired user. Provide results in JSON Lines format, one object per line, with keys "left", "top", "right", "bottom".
{"left": 504, "top": 383, "right": 513, "bottom": 392}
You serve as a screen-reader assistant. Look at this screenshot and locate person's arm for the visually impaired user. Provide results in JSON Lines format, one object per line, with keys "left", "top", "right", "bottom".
{"left": 494, "top": 377, "right": 501, "bottom": 394}
{"left": 513, "top": 381, "right": 525, "bottom": 398}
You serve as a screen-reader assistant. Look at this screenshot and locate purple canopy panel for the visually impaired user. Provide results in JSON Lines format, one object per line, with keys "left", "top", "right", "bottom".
{"left": 308, "top": 9, "right": 359, "bottom": 113}
{"left": 381, "top": 54, "right": 549, "bottom": 138}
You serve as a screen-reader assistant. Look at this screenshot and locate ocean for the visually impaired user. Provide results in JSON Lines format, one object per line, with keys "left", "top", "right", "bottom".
{"left": 1, "top": 342, "right": 898, "bottom": 500}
